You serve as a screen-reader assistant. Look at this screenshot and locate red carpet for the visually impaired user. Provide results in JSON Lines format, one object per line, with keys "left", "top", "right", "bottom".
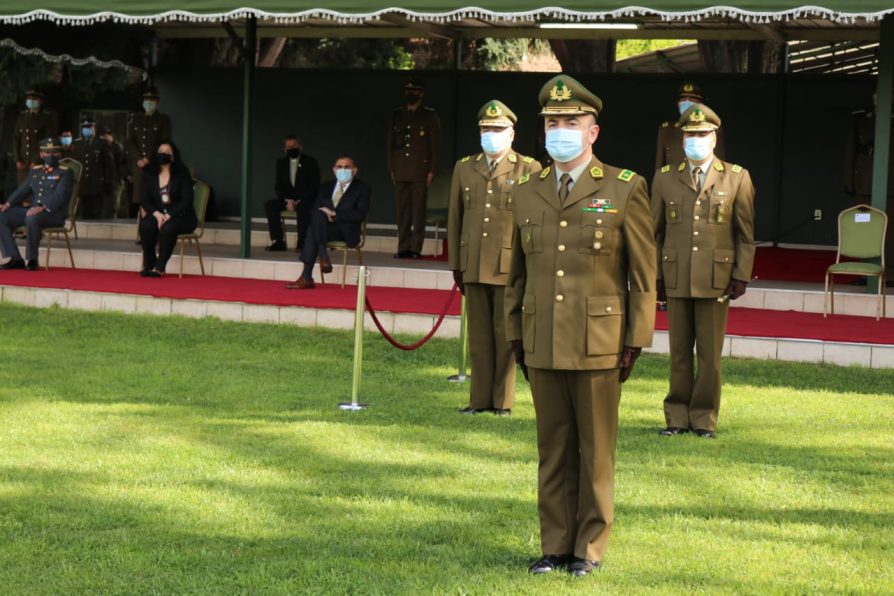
{"left": 751, "top": 246, "right": 846, "bottom": 283}
{"left": 0, "top": 268, "right": 461, "bottom": 316}
{"left": 2, "top": 268, "right": 893, "bottom": 344}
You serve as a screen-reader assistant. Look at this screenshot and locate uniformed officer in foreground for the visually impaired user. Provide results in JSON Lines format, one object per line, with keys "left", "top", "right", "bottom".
{"left": 13, "top": 89, "right": 58, "bottom": 185}
{"left": 72, "top": 118, "right": 115, "bottom": 219}
{"left": 0, "top": 138, "right": 73, "bottom": 270}
{"left": 505, "top": 75, "right": 656, "bottom": 576}
{"left": 387, "top": 77, "right": 442, "bottom": 258}
{"left": 448, "top": 100, "right": 541, "bottom": 416}
{"left": 655, "top": 82, "right": 725, "bottom": 172}
{"left": 651, "top": 104, "right": 755, "bottom": 438}
{"left": 127, "top": 87, "right": 172, "bottom": 210}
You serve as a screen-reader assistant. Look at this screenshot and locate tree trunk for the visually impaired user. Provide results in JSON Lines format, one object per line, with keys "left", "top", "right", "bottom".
{"left": 548, "top": 39, "right": 616, "bottom": 73}
{"left": 258, "top": 38, "right": 287, "bottom": 68}
{"left": 698, "top": 40, "right": 786, "bottom": 73}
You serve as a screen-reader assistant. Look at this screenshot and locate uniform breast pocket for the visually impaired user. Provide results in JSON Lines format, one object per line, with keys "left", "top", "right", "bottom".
{"left": 712, "top": 248, "right": 734, "bottom": 289}
{"left": 710, "top": 195, "right": 733, "bottom": 224}
{"left": 519, "top": 212, "right": 543, "bottom": 254}
{"left": 580, "top": 213, "right": 614, "bottom": 256}
{"left": 661, "top": 248, "right": 678, "bottom": 289}
{"left": 666, "top": 200, "right": 682, "bottom": 224}
{"left": 586, "top": 296, "right": 625, "bottom": 356}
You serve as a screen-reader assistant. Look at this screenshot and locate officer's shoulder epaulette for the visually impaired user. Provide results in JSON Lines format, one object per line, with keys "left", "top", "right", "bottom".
{"left": 617, "top": 169, "right": 635, "bottom": 182}
{"left": 507, "top": 153, "right": 517, "bottom": 163}
{"left": 661, "top": 121, "right": 670, "bottom": 128}
{"left": 423, "top": 106, "right": 436, "bottom": 112}
{"left": 460, "top": 155, "right": 472, "bottom": 163}
{"left": 590, "top": 166, "right": 603, "bottom": 179}
{"left": 59, "top": 164, "right": 70, "bottom": 170}
{"left": 539, "top": 166, "right": 551, "bottom": 180}
{"left": 713, "top": 161, "right": 725, "bottom": 172}
{"left": 518, "top": 174, "right": 531, "bottom": 185}
{"left": 678, "top": 162, "right": 687, "bottom": 172}
{"left": 30, "top": 164, "right": 42, "bottom": 169}
{"left": 522, "top": 156, "right": 534, "bottom": 164}
{"left": 660, "top": 164, "right": 671, "bottom": 174}
{"left": 731, "top": 164, "right": 743, "bottom": 174}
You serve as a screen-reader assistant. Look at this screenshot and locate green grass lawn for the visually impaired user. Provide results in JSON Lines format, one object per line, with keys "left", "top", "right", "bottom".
{"left": 0, "top": 303, "right": 892, "bottom": 594}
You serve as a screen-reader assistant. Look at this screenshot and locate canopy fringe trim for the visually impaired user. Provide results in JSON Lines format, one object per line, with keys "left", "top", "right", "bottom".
{"left": 0, "top": 37, "right": 143, "bottom": 73}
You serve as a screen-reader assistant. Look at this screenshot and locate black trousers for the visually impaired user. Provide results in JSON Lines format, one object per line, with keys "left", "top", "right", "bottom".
{"left": 299, "top": 209, "right": 347, "bottom": 279}
{"left": 264, "top": 198, "right": 310, "bottom": 248}
{"left": 139, "top": 214, "right": 197, "bottom": 272}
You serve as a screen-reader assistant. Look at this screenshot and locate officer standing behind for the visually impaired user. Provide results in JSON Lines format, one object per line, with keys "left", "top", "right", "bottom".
{"left": 13, "top": 89, "right": 58, "bottom": 185}
{"left": 127, "top": 87, "right": 172, "bottom": 213}
{"left": 448, "top": 100, "right": 541, "bottom": 416}
{"left": 651, "top": 104, "right": 755, "bottom": 439}
{"left": 0, "top": 138, "right": 73, "bottom": 270}
{"left": 387, "top": 77, "right": 442, "bottom": 258}
{"left": 99, "top": 126, "right": 128, "bottom": 219}
{"left": 655, "top": 82, "right": 725, "bottom": 172}
{"left": 505, "top": 75, "right": 656, "bottom": 576}
{"left": 72, "top": 119, "right": 115, "bottom": 219}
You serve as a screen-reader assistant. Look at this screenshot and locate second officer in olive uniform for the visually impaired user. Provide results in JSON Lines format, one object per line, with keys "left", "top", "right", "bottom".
{"left": 651, "top": 104, "right": 755, "bottom": 438}
{"left": 127, "top": 87, "right": 172, "bottom": 209}
{"left": 13, "top": 89, "right": 58, "bottom": 185}
{"left": 387, "top": 77, "right": 442, "bottom": 258}
{"left": 655, "top": 82, "right": 725, "bottom": 172}
{"left": 505, "top": 75, "right": 656, "bottom": 576}
{"left": 448, "top": 100, "right": 541, "bottom": 416}
{"left": 72, "top": 118, "right": 115, "bottom": 219}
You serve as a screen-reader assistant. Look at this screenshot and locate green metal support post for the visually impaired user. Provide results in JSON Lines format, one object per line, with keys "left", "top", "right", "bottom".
{"left": 239, "top": 16, "right": 257, "bottom": 259}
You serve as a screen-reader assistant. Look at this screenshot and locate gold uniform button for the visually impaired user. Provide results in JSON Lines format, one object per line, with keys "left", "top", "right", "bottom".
{"left": 693, "top": 231, "right": 699, "bottom": 236}
{"left": 464, "top": 187, "right": 469, "bottom": 191}
{"left": 559, "top": 220, "right": 568, "bottom": 228}
{"left": 594, "top": 242, "right": 602, "bottom": 249}
{"left": 663, "top": 255, "right": 668, "bottom": 260}
{"left": 606, "top": 306, "right": 613, "bottom": 312}
{"left": 525, "top": 218, "right": 530, "bottom": 224}
{"left": 484, "top": 217, "right": 490, "bottom": 222}
{"left": 696, "top": 200, "right": 702, "bottom": 206}
{"left": 521, "top": 306, "right": 526, "bottom": 312}
{"left": 694, "top": 215, "right": 700, "bottom": 221}
{"left": 556, "top": 270, "right": 565, "bottom": 277}
{"left": 487, "top": 189, "right": 493, "bottom": 194}
{"left": 485, "top": 203, "right": 491, "bottom": 208}
{"left": 693, "top": 246, "right": 699, "bottom": 252}
{"left": 482, "top": 232, "right": 488, "bottom": 237}
{"left": 596, "top": 219, "right": 603, "bottom": 225}
{"left": 595, "top": 231, "right": 604, "bottom": 239}
{"left": 558, "top": 244, "right": 566, "bottom": 252}
{"left": 556, "top": 295, "right": 564, "bottom": 302}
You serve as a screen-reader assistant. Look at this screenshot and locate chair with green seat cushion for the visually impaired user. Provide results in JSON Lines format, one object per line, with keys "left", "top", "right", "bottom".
{"left": 319, "top": 220, "right": 367, "bottom": 288}
{"left": 824, "top": 204, "right": 888, "bottom": 320}
{"left": 176, "top": 179, "right": 211, "bottom": 278}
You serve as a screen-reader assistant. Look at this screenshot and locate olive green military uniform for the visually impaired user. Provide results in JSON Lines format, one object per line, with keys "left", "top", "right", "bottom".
{"left": 505, "top": 75, "right": 657, "bottom": 564}
{"left": 651, "top": 104, "right": 756, "bottom": 433}
{"left": 387, "top": 82, "right": 442, "bottom": 255}
{"left": 126, "top": 110, "right": 172, "bottom": 206}
{"left": 72, "top": 136, "right": 114, "bottom": 219}
{"left": 448, "top": 100, "right": 541, "bottom": 411}
{"left": 13, "top": 109, "right": 58, "bottom": 185}
{"left": 655, "top": 82, "right": 725, "bottom": 171}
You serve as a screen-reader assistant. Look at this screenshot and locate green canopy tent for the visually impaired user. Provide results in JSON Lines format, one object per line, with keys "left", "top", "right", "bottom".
{"left": 1, "top": 2, "right": 891, "bottom": 259}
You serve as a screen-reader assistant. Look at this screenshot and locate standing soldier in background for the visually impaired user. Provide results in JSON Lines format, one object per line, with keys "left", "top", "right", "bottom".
{"left": 387, "top": 77, "right": 442, "bottom": 258}
{"left": 651, "top": 104, "right": 755, "bottom": 439}
{"left": 448, "top": 100, "right": 541, "bottom": 416}
{"left": 506, "top": 75, "right": 656, "bottom": 576}
{"left": 127, "top": 87, "right": 172, "bottom": 214}
{"left": 13, "top": 89, "right": 58, "bottom": 185}
{"left": 72, "top": 118, "right": 115, "bottom": 219}
{"left": 99, "top": 126, "right": 128, "bottom": 219}
{"left": 655, "top": 82, "right": 725, "bottom": 172}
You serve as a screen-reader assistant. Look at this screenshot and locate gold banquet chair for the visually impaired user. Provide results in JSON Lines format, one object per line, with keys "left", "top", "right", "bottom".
{"left": 177, "top": 179, "right": 211, "bottom": 278}
{"left": 280, "top": 209, "right": 299, "bottom": 250}
{"left": 320, "top": 220, "right": 367, "bottom": 288}
{"left": 824, "top": 204, "right": 888, "bottom": 320}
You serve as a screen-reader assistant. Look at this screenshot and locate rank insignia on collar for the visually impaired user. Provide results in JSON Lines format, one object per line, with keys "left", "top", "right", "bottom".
{"left": 460, "top": 156, "right": 471, "bottom": 162}
{"left": 518, "top": 174, "right": 531, "bottom": 185}
{"left": 508, "top": 153, "right": 517, "bottom": 163}
{"left": 713, "top": 161, "right": 724, "bottom": 172}
{"left": 678, "top": 162, "right": 687, "bottom": 172}
{"left": 549, "top": 79, "right": 573, "bottom": 102}
{"left": 731, "top": 164, "right": 743, "bottom": 174}
{"left": 590, "top": 166, "right": 603, "bottom": 179}
{"left": 662, "top": 121, "right": 670, "bottom": 128}
{"left": 661, "top": 165, "right": 671, "bottom": 173}
{"left": 617, "top": 169, "right": 634, "bottom": 182}
{"left": 539, "top": 167, "right": 551, "bottom": 180}
{"left": 523, "top": 156, "right": 534, "bottom": 163}
{"left": 475, "top": 154, "right": 483, "bottom": 161}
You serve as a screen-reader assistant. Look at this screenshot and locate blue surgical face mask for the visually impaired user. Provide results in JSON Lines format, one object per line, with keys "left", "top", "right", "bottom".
{"left": 143, "top": 100, "right": 157, "bottom": 113}
{"left": 334, "top": 168, "right": 353, "bottom": 184}
{"left": 545, "top": 128, "right": 587, "bottom": 164}
{"left": 26, "top": 99, "right": 40, "bottom": 110}
{"left": 678, "top": 100, "right": 695, "bottom": 115}
{"left": 61, "top": 136, "right": 72, "bottom": 147}
{"left": 684, "top": 135, "right": 714, "bottom": 162}
{"left": 480, "top": 129, "right": 511, "bottom": 156}
{"left": 82, "top": 127, "right": 94, "bottom": 138}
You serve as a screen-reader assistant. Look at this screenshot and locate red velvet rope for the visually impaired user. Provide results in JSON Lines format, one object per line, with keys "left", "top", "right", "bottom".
{"left": 365, "top": 284, "right": 459, "bottom": 350}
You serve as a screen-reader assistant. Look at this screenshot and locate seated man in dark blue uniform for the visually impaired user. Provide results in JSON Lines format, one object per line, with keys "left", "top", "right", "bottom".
{"left": 0, "top": 138, "right": 74, "bottom": 270}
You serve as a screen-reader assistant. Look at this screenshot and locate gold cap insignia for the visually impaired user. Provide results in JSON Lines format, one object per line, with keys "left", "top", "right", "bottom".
{"left": 690, "top": 109, "right": 706, "bottom": 123}
{"left": 683, "top": 83, "right": 694, "bottom": 93}
{"left": 485, "top": 102, "right": 501, "bottom": 118}
{"left": 549, "top": 80, "right": 573, "bottom": 102}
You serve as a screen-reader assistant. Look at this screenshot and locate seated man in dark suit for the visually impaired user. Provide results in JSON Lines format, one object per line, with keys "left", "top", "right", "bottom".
{"left": 286, "top": 155, "right": 371, "bottom": 289}
{"left": 0, "top": 138, "right": 73, "bottom": 270}
{"left": 264, "top": 134, "right": 320, "bottom": 252}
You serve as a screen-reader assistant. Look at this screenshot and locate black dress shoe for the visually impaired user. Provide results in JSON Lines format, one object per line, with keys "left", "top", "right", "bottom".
{"left": 410, "top": 251, "right": 422, "bottom": 259}
{"left": 458, "top": 407, "right": 488, "bottom": 414}
{"left": 529, "top": 554, "right": 571, "bottom": 574}
{"left": 265, "top": 241, "right": 286, "bottom": 252}
{"left": 393, "top": 250, "right": 412, "bottom": 259}
{"left": 659, "top": 427, "right": 688, "bottom": 436}
{"left": 25, "top": 260, "right": 38, "bottom": 271}
{"left": 0, "top": 259, "right": 25, "bottom": 270}
{"left": 493, "top": 408, "right": 511, "bottom": 416}
{"left": 570, "top": 558, "right": 601, "bottom": 576}
{"left": 694, "top": 429, "right": 716, "bottom": 438}
{"left": 145, "top": 270, "right": 162, "bottom": 278}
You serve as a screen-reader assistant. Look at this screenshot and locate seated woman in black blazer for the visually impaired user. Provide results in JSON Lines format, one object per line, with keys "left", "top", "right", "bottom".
{"left": 139, "top": 140, "right": 197, "bottom": 277}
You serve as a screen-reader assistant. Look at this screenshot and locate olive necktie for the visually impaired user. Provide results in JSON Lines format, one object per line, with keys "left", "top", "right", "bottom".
{"left": 333, "top": 183, "right": 346, "bottom": 208}
{"left": 692, "top": 166, "right": 702, "bottom": 194}
{"left": 559, "top": 173, "right": 572, "bottom": 205}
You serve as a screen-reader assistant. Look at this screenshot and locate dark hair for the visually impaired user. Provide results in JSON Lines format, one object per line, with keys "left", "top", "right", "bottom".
{"left": 333, "top": 154, "right": 356, "bottom": 167}
{"left": 145, "top": 138, "right": 187, "bottom": 176}
{"left": 285, "top": 134, "right": 299, "bottom": 142}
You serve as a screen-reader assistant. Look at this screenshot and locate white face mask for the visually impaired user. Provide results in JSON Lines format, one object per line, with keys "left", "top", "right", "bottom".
{"left": 480, "top": 129, "right": 512, "bottom": 156}
{"left": 545, "top": 128, "right": 587, "bottom": 163}
{"left": 684, "top": 135, "right": 714, "bottom": 162}
{"left": 678, "top": 100, "right": 695, "bottom": 115}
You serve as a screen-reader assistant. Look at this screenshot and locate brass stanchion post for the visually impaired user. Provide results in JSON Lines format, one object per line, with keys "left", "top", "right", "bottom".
{"left": 339, "top": 266, "right": 369, "bottom": 410}
{"left": 448, "top": 294, "right": 469, "bottom": 382}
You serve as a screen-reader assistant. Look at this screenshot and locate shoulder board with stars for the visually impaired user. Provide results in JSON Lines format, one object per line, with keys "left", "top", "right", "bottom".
{"left": 518, "top": 174, "right": 531, "bottom": 185}
{"left": 460, "top": 155, "right": 471, "bottom": 163}
{"left": 539, "top": 166, "right": 551, "bottom": 180}
{"left": 617, "top": 169, "right": 635, "bottom": 182}
{"left": 590, "top": 166, "right": 603, "bottom": 179}
{"left": 678, "top": 162, "right": 687, "bottom": 172}
{"left": 713, "top": 161, "right": 725, "bottom": 172}
{"left": 661, "top": 165, "right": 671, "bottom": 174}
{"left": 661, "top": 121, "right": 670, "bottom": 128}
{"left": 523, "top": 156, "right": 534, "bottom": 164}
{"left": 731, "top": 164, "right": 743, "bottom": 174}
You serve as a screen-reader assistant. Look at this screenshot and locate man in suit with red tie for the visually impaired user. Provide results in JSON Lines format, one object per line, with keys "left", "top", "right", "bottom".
{"left": 286, "top": 155, "right": 371, "bottom": 289}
